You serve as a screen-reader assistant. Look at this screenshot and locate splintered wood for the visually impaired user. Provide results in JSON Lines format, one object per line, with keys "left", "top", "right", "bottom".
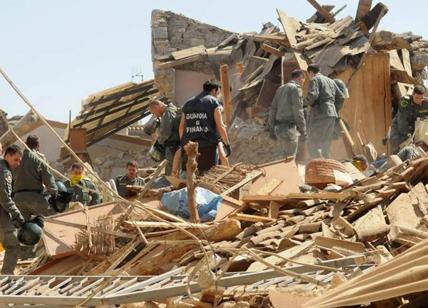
{"left": 75, "top": 215, "right": 116, "bottom": 257}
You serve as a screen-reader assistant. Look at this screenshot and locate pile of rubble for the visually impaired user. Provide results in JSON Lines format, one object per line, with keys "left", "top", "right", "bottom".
{"left": 0, "top": 151, "right": 427, "bottom": 307}
{"left": 2, "top": 1, "right": 428, "bottom": 307}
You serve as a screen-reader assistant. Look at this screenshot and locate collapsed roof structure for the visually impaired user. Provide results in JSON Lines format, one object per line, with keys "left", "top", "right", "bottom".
{"left": 2, "top": 1, "right": 428, "bottom": 307}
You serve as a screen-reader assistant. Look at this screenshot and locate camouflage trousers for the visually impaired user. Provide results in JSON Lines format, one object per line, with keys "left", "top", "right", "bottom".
{"left": 274, "top": 124, "right": 299, "bottom": 158}
{"left": 308, "top": 117, "right": 336, "bottom": 159}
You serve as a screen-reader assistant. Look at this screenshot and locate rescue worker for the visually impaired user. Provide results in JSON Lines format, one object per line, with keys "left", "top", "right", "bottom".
{"left": 149, "top": 100, "right": 181, "bottom": 175}
{"left": 114, "top": 160, "right": 145, "bottom": 198}
{"left": 389, "top": 85, "right": 428, "bottom": 154}
{"left": 268, "top": 69, "right": 307, "bottom": 157}
{"left": 305, "top": 65, "right": 345, "bottom": 159}
{"left": 0, "top": 145, "right": 25, "bottom": 274}
{"left": 179, "top": 80, "right": 231, "bottom": 174}
{"left": 332, "top": 78, "right": 349, "bottom": 139}
{"left": 64, "top": 162, "right": 102, "bottom": 206}
{"left": 13, "top": 135, "right": 57, "bottom": 219}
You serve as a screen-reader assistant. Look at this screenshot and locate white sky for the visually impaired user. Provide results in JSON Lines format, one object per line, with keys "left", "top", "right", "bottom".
{"left": 0, "top": 0, "right": 426, "bottom": 122}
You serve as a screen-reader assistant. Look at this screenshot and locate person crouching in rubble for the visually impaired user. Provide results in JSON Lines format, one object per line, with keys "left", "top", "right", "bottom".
{"left": 268, "top": 69, "right": 307, "bottom": 158}
{"left": 63, "top": 162, "right": 102, "bottom": 206}
{"left": 389, "top": 85, "right": 428, "bottom": 154}
{"left": 178, "top": 80, "right": 231, "bottom": 175}
{"left": 149, "top": 99, "right": 181, "bottom": 176}
{"left": 115, "top": 160, "right": 145, "bottom": 199}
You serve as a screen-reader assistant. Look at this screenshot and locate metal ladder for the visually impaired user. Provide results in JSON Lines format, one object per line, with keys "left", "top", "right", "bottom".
{"left": 0, "top": 256, "right": 373, "bottom": 307}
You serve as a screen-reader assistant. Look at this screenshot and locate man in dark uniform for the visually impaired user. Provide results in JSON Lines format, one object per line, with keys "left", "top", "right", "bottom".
{"left": 64, "top": 162, "right": 102, "bottom": 206}
{"left": 305, "top": 65, "right": 345, "bottom": 159}
{"left": 114, "top": 161, "right": 145, "bottom": 198}
{"left": 179, "top": 80, "right": 231, "bottom": 174}
{"left": 0, "top": 145, "right": 25, "bottom": 274}
{"left": 389, "top": 85, "right": 428, "bottom": 153}
{"left": 13, "top": 135, "right": 57, "bottom": 219}
{"left": 149, "top": 100, "right": 181, "bottom": 176}
{"left": 268, "top": 69, "right": 307, "bottom": 157}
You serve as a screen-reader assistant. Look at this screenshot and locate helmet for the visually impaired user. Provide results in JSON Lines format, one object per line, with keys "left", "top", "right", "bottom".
{"left": 149, "top": 141, "right": 165, "bottom": 162}
{"left": 49, "top": 181, "right": 73, "bottom": 213}
{"left": 18, "top": 215, "right": 44, "bottom": 246}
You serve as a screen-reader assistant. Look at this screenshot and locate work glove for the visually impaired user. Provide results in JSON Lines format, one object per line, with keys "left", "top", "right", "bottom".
{"left": 11, "top": 212, "right": 25, "bottom": 228}
{"left": 224, "top": 144, "right": 232, "bottom": 157}
{"left": 299, "top": 134, "right": 307, "bottom": 142}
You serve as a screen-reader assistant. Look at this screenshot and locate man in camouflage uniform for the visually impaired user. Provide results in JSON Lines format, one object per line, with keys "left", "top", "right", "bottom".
{"left": 114, "top": 160, "right": 145, "bottom": 199}
{"left": 13, "top": 135, "right": 57, "bottom": 219}
{"left": 149, "top": 100, "right": 181, "bottom": 175}
{"left": 64, "top": 162, "right": 102, "bottom": 206}
{"left": 305, "top": 65, "right": 345, "bottom": 159}
{"left": 389, "top": 85, "right": 428, "bottom": 154}
{"left": 0, "top": 145, "right": 25, "bottom": 274}
{"left": 268, "top": 69, "right": 307, "bottom": 157}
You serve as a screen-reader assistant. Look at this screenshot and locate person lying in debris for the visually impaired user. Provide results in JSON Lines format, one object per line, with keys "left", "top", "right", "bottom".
{"left": 114, "top": 160, "right": 145, "bottom": 199}
{"left": 63, "top": 162, "right": 102, "bottom": 206}
{"left": 389, "top": 85, "right": 428, "bottom": 154}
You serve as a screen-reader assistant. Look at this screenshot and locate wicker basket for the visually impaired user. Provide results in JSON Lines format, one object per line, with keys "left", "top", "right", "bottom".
{"left": 305, "top": 159, "right": 350, "bottom": 189}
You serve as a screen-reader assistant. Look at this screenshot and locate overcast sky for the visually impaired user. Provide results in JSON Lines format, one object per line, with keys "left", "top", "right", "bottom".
{"left": 0, "top": 0, "right": 426, "bottom": 122}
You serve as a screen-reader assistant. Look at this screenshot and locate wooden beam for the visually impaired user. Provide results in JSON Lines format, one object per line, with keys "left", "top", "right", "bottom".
{"left": 231, "top": 213, "right": 274, "bottom": 223}
{"left": 356, "top": 0, "right": 372, "bottom": 20}
{"left": 184, "top": 141, "right": 200, "bottom": 223}
{"left": 124, "top": 221, "right": 211, "bottom": 230}
{"left": 306, "top": 0, "right": 335, "bottom": 23}
{"left": 261, "top": 43, "right": 284, "bottom": 57}
{"left": 220, "top": 64, "right": 232, "bottom": 126}
{"left": 242, "top": 191, "right": 353, "bottom": 203}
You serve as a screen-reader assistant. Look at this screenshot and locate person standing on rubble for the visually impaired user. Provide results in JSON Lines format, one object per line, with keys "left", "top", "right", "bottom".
{"left": 305, "top": 65, "right": 345, "bottom": 159}
{"left": 389, "top": 85, "right": 428, "bottom": 154}
{"left": 13, "top": 135, "right": 57, "bottom": 219}
{"left": 179, "top": 80, "right": 231, "bottom": 174}
{"left": 114, "top": 160, "right": 145, "bottom": 199}
{"left": 64, "top": 162, "right": 102, "bottom": 206}
{"left": 149, "top": 99, "right": 181, "bottom": 175}
{"left": 268, "top": 69, "right": 307, "bottom": 158}
{"left": 0, "top": 145, "right": 25, "bottom": 274}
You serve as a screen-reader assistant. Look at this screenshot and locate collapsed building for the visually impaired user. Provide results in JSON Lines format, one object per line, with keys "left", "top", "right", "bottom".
{"left": 1, "top": 1, "right": 428, "bottom": 307}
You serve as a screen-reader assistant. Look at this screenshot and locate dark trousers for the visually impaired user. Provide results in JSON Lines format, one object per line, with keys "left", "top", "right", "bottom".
{"left": 182, "top": 143, "right": 217, "bottom": 175}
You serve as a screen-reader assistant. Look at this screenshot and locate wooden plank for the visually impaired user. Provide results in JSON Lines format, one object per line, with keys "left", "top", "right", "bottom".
{"left": 337, "top": 53, "right": 391, "bottom": 155}
{"left": 123, "top": 221, "right": 211, "bottom": 229}
{"left": 401, "top": 48, "right": 413, "bottom": 77}
{"left": 42, "top": 202, "right": 126, "bottom": 258}
{"left": 276, "top": 9, "right": 300, "bottom": 47}
{"left": 231, "top": 213, "right": 274, "bottom": 223}
{"left": 157, "top": 54, "right": 207, "bottom": 70}
{"left": 306, "top": 0, "right": 335, "bottom": 23}
{"left": 242, "top": 191, "right": 352, "bottom": 203}
{"left": 261, "top": 43, "right": 284, "bottom": 57}
{"left": 354, "top": 205, "right": 390, "bottom": 241}
{"left": 355, "top": 0, "right": 372, "bottom": 20}
{"left": 221, "top": 170, "right": 263, "bottom": 196}
{"left": 215, "top": 196, "right": 244, "bottom": 221}
{"left": 249, "top": 159, "right": 301, "bottom": 197}
{"left": 171, "top": 45, "right": 206, "bottom": 60}
{"left": 220, "top": 64, "right": 232, "bottom": 126}
{"left": 315, "top": 236, "right": 366, "bottom": 254}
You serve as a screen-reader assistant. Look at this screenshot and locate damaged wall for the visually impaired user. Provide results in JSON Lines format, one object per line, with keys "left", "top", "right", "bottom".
{"left": 151, "top": 9, "right": 233, "bottom": 100}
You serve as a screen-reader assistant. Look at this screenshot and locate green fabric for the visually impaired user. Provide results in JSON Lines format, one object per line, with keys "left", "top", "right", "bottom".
{"left": 64, "top": 178, "right": 102, "bottom": 206}
{"left": 114, "top": 175, "right": 145, "bottom": 198}
{"left": 268, "top": 80, "right": 306, "bottom": 136}
{"left": 13, "top": 149, "right": 57, "bottom": 194}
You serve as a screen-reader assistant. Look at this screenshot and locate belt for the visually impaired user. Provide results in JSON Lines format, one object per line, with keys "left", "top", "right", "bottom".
{"left": 14, "top": 189, "right": 43, "bottom": 194}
